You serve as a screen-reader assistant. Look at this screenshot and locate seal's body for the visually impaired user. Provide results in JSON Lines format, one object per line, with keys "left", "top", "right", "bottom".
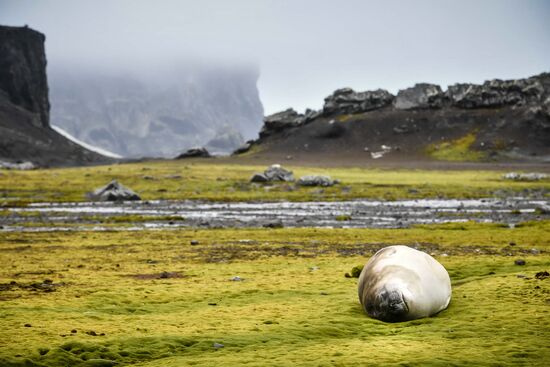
{"left": 358, "top": 245, "right": 451, "bottom": 322}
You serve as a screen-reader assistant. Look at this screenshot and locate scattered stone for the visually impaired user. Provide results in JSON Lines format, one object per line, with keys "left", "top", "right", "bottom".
{"left": 531, "top": 248, "right": 541, "bottom": 255}
{"left": 535, "top": 271, "right": 549, "bottom": 280}
{"left": 514, "top": 259, "right": 526, "bottom": 266}
{"left": 0, "top": 161, "right": 37, "bottom": 170}
{"left": 502, "top": 172, "right": 549, "bottom": 181}
{"left": 309, "top": 266, "right": 320, "bottom": 271}
{"left": 250, "top": 173, "right": 269, "bottom": 182}
{"left": 297, "top": 175, "right": 338, "bottom": 187}
{"left": 87, "top": 180, "right": 141, "bottom": 201}
{"left": 86, "top": 330, "right": 98, "bottom": 336}
{"left": 213, "top": 343, "right": 225, "bottom": 349}
{"left": 175, "top": 147, "right": 211, "bottom": 159}
{"left": 250, "top": 164, "right": 294, "bottom": 183}
{"left": 263, "top": 219, "right": 284, "bottom": 229}
{"left": 230, "top": 276, "right": 244, "bottom": 281}
{"left": 190, "top": 240, "right": 199, "bottom": 246}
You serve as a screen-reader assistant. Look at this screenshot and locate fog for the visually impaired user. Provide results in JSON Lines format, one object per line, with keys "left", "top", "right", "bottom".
{"left": 1, "top": 0, "right": 549, "bottom": 114}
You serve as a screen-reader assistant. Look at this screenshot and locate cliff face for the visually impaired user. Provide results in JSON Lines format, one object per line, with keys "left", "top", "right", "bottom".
{"left": 49, "top": 66, "right": 264, "bottom": 158}
{"left": 0, "top": 25, "right": 49, "bottom": 128}
{"left": 244, "top": 73, "right": 550, "bottom": 162}
{"left": 0, "top": 25, "right": 111, "bottom": 166}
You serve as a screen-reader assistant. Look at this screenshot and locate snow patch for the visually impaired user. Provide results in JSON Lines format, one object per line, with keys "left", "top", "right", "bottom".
{"left": 51, "top": 125, "right": 122, "bottom": 159}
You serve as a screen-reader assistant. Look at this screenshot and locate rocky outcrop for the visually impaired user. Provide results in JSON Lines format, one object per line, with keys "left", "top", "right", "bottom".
{"left": 394, "top": 84, "right": 445, "bottom": 110}
{"left": 243, "top": 72, "right": 550, "bottom": 162}
{"left": 0, "top": 25, "right": 49, "bottom": 128}
{"left": 447, "top": 76, "right": 547, "bottom": 109}
{"left": 176, "top": 147, "right": 211, "bottom": 159}
{"left": 323, "top": 88, "right": 394, "bottom": 115}
{"left": 0, "top": 25, "right": 111, "bottom": 166}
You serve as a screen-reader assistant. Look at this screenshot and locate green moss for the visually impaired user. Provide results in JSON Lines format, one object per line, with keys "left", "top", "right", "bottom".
{"left": 0, "top": 161, "right": 548, "bottom": 204}
{"left": 426, "top": 132, "right": 486, "bottom": 162}
{"left": 1, "top": 222, "right": 549, "bottom": 366}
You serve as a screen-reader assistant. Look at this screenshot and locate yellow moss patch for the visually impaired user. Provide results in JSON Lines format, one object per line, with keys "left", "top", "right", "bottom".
{"left": 0, "top": 223, "right": 549, "bottom": 366}
{"left": 1, "top": 161, "right": 548, "bottom": 205}
{"left": 426, "top": 132, "right": 486, "bottom": 162}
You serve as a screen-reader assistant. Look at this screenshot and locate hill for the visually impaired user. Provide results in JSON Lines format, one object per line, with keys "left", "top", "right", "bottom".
{"left": 237, "top": 73, "right": 550, "bottom": 166}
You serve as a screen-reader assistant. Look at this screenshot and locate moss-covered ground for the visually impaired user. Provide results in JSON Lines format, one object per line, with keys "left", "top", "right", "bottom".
{"left": 0, "top": 160, "right": 548, "bottom": 205}
{"left": 1, "top": 222, "right": 549, "bottom": 366}
{"left": 426, "top": 132, "right": 486, "bottom": 162}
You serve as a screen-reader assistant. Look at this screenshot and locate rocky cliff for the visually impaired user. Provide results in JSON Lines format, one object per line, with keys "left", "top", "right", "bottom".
{"left": 0, "top": 25, "right": 111, "bottom": 166}
{"left": 242, "top": 73, "right": 550, "bottom": 163}
{"left": 49, "top": 65, "right": 264, "bottom": 158}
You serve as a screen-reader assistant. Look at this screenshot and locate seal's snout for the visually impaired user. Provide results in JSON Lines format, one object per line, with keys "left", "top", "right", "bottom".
{"left": 368, "top": 288, "right": 409, "bottom": 322}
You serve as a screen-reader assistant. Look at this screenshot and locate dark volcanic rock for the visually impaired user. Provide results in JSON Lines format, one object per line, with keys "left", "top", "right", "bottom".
{"left": 0, "top": 25, "right": 49, "bottom": 128}
{"left": 394, "top": 83, "right": 445, "bottom": 110}
{"left": 323, "top": 88, "right": 394, "bottom": 115}
{"left": 176, "top": 147, "right": 211, "bottom": 159}
{"left": 0, "top": 25, "right": 112, "bottom": 166}
{"left": 260, "top": 109, "right": 305, "bottom": 138}
{"left": 87, "top": 180, "right": 141, "bottom": 201}
{"left": 447, "top": 76, "right": 546, "bottom": 108}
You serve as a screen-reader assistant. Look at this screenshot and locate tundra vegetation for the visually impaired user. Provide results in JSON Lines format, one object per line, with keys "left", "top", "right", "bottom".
{"left": 0, "top": 161, "right": 549, "bottom": 366}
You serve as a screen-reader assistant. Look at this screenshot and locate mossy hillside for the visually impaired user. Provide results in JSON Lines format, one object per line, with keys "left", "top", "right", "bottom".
{"left": 426, "top": 132, "right": 486, "bottom": 162}
{"left": 1, "top": 223, "right": 549, "bottom": 366}
{"left": 1, "top": 161, "right": 548, "bottom": 205}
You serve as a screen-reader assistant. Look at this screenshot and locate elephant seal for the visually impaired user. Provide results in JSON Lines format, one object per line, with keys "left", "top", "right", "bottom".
{"left": 358, "top": 245, "right": 451, "bottom": 322}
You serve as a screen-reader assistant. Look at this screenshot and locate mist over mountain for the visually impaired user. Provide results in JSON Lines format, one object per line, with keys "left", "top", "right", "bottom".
{"left": 49, "top": 63, "right": 264, "bottom": 158}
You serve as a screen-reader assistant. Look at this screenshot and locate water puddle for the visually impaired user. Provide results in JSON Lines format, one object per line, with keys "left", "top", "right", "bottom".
{"left": 1, "top": 198, "right": 547, "bottom": 232}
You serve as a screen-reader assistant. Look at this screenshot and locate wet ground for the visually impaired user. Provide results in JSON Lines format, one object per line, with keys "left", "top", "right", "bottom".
{"left": 1, "top": 197, "right": 548, "bottom": 232}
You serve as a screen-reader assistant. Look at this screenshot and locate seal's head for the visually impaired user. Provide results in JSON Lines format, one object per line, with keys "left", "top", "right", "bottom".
{"left": 365, "top": 287, "right": 409, "bottom": 322}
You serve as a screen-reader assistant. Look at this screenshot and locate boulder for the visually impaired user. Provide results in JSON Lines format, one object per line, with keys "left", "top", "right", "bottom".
{"left": 87, "top": 180, "right": 141, "bottom": 201}
{"left": 502, "top": 172, "right": 548, "bottom": 181}
{"left": 264, "top": 164, "right": 294, "bottom": 182}
{"left": 394, "top": 83, "right": 445, "bottom": 110}
{"left": 323, "top": 88, "right": 394, "bottom": 115}
{"left": 297, "top": 175, "right": 338, "bottom": 187}
{"left": 0, "top": 160, "right": 36, "bottom": 170}
{"left": 175, "top": 147, "right": 211, "bottom": 159}
{"left": 250, "top": 173, "right": 268, "bottom": 182}
{"left": 250, "top": 164, "right": 294, "bottom": 183}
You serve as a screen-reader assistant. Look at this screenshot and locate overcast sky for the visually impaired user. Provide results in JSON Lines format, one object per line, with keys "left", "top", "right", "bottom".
{"left": 1, "top": 0, "right": 549, "bottom": 114}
